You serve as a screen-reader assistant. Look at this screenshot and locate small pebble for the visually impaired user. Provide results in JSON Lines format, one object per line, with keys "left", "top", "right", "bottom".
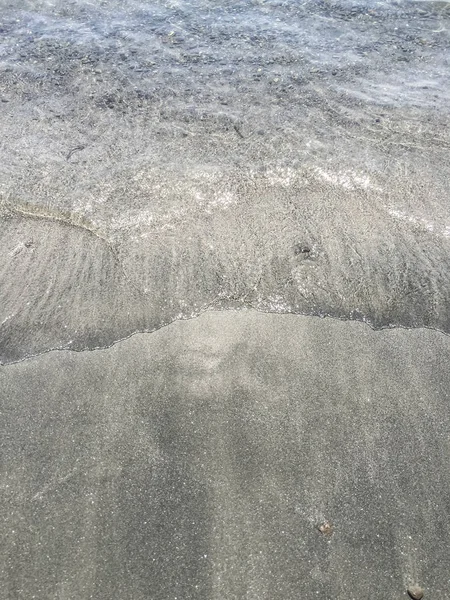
{"left": 407, "top": 585, "right": 424, "bottom": 600}
{"left": 318, "top": 521, "right": 333, "bottom": 535}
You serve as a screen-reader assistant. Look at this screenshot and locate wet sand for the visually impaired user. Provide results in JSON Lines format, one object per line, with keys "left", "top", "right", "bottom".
{"left": 2, "top": 311, "right": 450, "bottom": 599}
{"left": 1, "top": 0, "right": 450, "bottom": 598}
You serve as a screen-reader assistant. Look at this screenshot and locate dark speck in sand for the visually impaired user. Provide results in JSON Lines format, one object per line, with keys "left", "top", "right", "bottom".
{"left": 294, "top": 243, "right": 312, "bottom": 256}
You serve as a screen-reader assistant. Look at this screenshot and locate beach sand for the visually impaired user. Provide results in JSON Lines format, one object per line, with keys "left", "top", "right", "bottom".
{"left": 1, "top": 0, "right": 450, "bottom": 597}
{"left": 2, "top": 311, "right": 450, "bottom": 599}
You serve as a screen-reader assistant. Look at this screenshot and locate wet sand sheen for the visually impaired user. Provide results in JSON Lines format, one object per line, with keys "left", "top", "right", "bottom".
{"left": 2, "top": 165, "right": 450, "bottom": 365}
{"left": 1, "top": 310, "right": 450, "bottom": 599}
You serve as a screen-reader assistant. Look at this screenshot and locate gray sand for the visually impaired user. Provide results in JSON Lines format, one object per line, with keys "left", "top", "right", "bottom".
{"left": 1, "top": 0, "right": 450, "bottom": 598}
{"left": 1, "top": 311, "right": 450, "bottom": 599}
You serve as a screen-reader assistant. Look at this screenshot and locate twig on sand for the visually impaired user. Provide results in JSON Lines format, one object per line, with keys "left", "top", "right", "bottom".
{"left": 233, "top": 124, "right": 245, "bottom": 139}
{"left": 66, "top": 145, "right": 86, "bottom": 160}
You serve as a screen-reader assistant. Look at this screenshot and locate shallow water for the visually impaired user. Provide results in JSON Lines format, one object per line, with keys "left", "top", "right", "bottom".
{"left": 1, "top": 1, "right": 450, "bottom": 360}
